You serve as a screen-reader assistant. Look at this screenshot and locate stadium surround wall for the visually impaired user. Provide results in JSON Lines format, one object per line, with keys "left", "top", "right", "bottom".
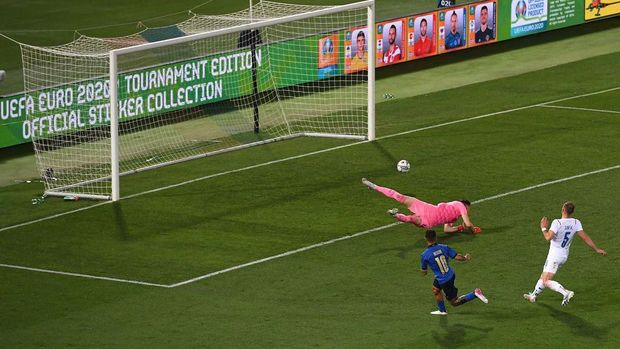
{"left": 0, "top": 0, "right": 617, "bottom": 149}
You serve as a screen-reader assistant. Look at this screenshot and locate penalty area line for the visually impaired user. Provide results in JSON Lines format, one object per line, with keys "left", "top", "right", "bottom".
{"left": 1, "top": 85, "right": 618, "bottom": 235}
{"left": 0, "top": 263, "right": 170, "bottom": 288}
{"left": 167, "top": 222, "right": 403, "bottom": 288}
{"left": 537, "top": 105, "right": 620, "bottom": 114}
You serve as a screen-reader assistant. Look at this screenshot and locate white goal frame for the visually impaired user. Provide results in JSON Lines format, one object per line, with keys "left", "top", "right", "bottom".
{"left": 100, "top": 1, "right": 374, "bottom": 201}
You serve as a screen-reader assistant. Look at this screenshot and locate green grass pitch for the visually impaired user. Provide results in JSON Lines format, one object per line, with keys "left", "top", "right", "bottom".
{"left": 1, "top": 1, "right": 620, "bottom": 348}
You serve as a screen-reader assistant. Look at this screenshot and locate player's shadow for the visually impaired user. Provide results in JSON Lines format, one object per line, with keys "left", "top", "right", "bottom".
{"left": 370, "top": 244, "right": 419, "bottom": 259}
{"left": 539, "top": 303, "right": 620, "bottom": 341}
{"left": 112, "top": 202, "right": 129, "bottom": 241}
{"left": 410, "top": 232, "right": 476, "bottom": 248}
{"left": 431, "top": 316, "right": 493, "bottom": 349}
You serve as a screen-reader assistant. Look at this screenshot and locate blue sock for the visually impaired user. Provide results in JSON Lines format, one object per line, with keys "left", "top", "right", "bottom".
{"left": 437, "top": 300, "right": 447, "bottom": 312}
{"left": 461, "top": 291, "right": 476, "bottom": 303}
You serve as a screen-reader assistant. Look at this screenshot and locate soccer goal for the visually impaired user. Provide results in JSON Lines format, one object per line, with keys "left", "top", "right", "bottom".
{"left": 20, "top": 0, "right": 375, "bottom": 201}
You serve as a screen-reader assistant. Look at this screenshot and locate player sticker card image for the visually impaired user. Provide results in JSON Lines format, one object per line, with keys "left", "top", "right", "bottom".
{"left": 469, "top": 1, "right": 497, "bottom": 46}
{"left": 585, "top": 0, "right": 620, "bottom": 20}
{"left": 406, "top": 12, "right": 437, "bottom": 60}
{"left": 438, "top": 7, "right": 467, "bottom": 53}
{"left": 376, "top": 19, "right": 405, "bottom": 67}
{"left": 345, "top": 26, "right": 369, "bottom": 74}
{"left": 318, "top": 34, "right": 339, "bottom": 79}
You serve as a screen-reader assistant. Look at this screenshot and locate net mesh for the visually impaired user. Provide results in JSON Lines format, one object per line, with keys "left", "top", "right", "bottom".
{"left": 20, "top": 1, "right": 370, "bottom": 199}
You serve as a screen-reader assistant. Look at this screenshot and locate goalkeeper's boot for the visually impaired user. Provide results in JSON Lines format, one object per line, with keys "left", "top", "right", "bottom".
{"left": 387, "top": 208, "right": 399, "bottom": 216}
{"left": 362, "top": 178, "right": 377, "bottom": 190}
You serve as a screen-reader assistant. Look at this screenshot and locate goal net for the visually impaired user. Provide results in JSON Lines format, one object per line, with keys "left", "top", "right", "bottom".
{"left": 20, "top": 0, "right": 375, "bottom": 201}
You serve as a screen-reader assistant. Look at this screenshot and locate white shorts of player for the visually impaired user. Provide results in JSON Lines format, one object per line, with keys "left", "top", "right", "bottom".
{"left": 543, "top": 253, "right": 568, "bottom": 274}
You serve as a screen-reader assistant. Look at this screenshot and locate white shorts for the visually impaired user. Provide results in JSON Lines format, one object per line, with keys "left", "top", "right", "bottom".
{"left": 543, "top": 255, "right": 568, "bottom": 274}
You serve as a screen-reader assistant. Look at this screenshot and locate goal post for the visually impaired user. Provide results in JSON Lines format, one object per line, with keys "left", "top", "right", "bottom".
{"left": 367, "top": 2, "right": 375, "bottom": 142}
{"left": 22, "top": 0, "right": 375, "bottom": 201}
{"left": 109, "top": 52, "right": 120, "bottom": 201}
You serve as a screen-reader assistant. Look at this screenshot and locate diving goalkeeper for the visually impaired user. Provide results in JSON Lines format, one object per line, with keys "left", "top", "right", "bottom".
{"left": 362, "top": 178, "right": 481, "bottom": 233}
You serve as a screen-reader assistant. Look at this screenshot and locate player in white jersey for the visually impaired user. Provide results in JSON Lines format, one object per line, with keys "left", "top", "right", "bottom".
{"left": 523, "top": 202, "right": 607, "bottom": 305}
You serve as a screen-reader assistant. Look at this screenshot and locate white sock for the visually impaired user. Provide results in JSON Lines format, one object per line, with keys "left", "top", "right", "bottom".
{"left": 546, "top": 280, "right": 568, "bottom": 296}
{"left": 532, "top": 279, "right": 545, "bottom": 296}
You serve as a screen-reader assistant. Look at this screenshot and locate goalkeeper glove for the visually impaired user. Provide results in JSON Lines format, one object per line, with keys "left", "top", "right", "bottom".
{"left": 387, "top": 208, "right": 399, "bottom": 216}
{"left": 457, "top": 225, "right": 482, "bottom": 234}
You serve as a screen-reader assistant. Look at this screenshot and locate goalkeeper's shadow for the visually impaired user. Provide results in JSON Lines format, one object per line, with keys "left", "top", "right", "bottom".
{"left": 407, "top": 232, "right": 474, "bottom": 249}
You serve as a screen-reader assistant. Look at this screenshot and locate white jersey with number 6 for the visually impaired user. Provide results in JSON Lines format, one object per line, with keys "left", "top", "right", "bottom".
{"left": 548, "top": 218, "right": 582, "bottom": 259}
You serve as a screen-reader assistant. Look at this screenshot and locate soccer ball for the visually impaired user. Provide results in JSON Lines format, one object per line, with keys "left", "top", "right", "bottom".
{"left": 397, "top": 159, "right": 410, "bottom": 173}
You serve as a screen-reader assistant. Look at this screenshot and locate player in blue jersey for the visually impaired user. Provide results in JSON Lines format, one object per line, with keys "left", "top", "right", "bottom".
{"left": 421, "top": 230, "right": 488, "bottom": 315}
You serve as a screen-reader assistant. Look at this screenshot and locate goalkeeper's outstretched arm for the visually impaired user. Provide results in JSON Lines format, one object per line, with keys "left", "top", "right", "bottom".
{"left": 457, "top": 214, "right": 481, "bottom": 234}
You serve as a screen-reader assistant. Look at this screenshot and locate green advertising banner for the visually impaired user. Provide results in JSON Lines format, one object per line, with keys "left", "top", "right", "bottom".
{"left": 0, "top": 34, "right": 328, "bottom": 149}
{"left": 497, "top": 0, "right": 584, "bottom": 39}
{"left": 1, "top": 53, "right": 259, "bottom": 148}
{"left": 0, "top": 94, "right": 29, "bottom": 147}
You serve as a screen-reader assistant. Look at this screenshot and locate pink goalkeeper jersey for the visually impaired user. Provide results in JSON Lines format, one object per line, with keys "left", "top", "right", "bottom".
{"left": 408, "top": 199, "right": 468, "bottom": 228}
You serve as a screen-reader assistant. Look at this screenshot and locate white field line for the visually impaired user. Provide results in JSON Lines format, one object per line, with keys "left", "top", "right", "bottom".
{"left": 2, "top": 86, "right": 618, "bottom": 234}
{"left": 2, "top": 164, "right": 618, "bottom": 287}
{"left": 0, "top": 263, "right": 170, "bottom": 288}
{"left": 473, "top": 165, "right": 620, "bottom": 204}
{"left": 168, "top": 222, "right": 402, "bottom": 287}
{"left": 0, "top": 202, "right": 111, "bottom": 233}
{"left": 538, "top": 105, "right": 620, "bottom": 114}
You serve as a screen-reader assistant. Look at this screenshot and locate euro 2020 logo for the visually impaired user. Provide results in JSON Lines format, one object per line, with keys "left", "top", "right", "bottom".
{"left": 515, "top": 0, "right": 527, "bottom": 19}
{"left": 322, "top": 38, "right": 334, "bottom": 56}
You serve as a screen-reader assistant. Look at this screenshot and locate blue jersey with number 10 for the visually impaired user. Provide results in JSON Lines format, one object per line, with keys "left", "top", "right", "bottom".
{"left": 421, "top": 243, "right": 458, "bottom": 284}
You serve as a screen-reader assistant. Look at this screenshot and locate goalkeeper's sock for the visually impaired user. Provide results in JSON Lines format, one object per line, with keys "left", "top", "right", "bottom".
{"left": 533, "top": 279, "right": 545, "bottom": 296}
{"left": 375, "top": 186, "right": 407, "bottom": 204}
{"left": 437, "top": 300, "right": 447, "bottom": 313}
